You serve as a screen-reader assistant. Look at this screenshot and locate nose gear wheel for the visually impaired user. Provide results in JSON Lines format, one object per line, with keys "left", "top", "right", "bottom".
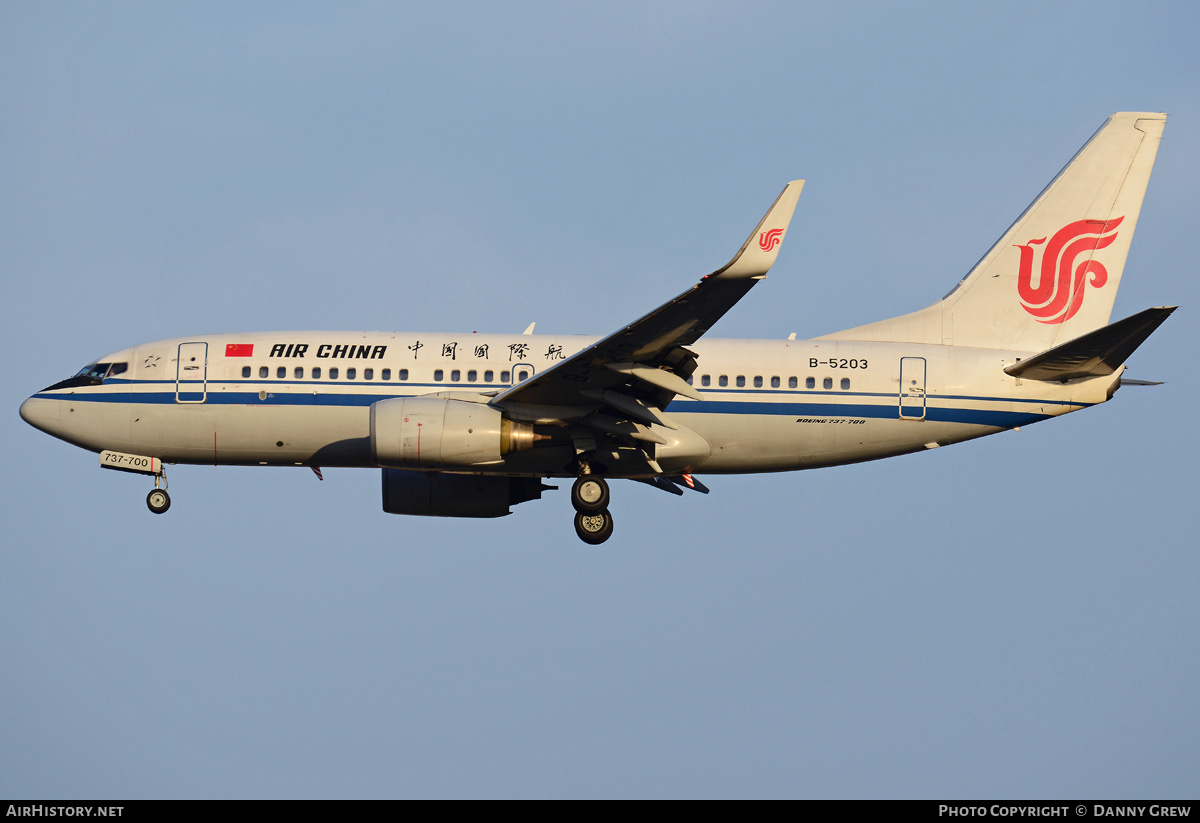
{"left": 146, "top": 489, "right": 171, "bottom": 514}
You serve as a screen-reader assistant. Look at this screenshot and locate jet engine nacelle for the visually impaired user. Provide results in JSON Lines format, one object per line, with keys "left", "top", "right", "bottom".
{"left": 370, "top": 396, "right": 537, "bottom": 469}
{"left": 381, "top": 469, "right": 549, "bottom": 518}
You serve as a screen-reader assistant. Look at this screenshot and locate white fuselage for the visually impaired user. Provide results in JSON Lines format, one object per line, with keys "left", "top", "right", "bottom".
{"left": 19, "top": 330, "right": 1118, "bottom": 477}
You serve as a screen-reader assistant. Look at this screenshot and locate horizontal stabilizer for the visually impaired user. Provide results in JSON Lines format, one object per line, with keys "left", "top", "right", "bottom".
{"left": 1004, "top": 306, "right": 1176, "bottom": 382}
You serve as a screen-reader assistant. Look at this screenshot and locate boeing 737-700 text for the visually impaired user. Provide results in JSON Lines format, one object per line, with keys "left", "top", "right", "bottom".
{"left": 20, "top": 112, "right": 1174, "bottom": 544}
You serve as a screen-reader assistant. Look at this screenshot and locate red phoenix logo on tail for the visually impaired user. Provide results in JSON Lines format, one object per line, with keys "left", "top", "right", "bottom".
{"left": 1015, "top": 217, "right": 1123, "bottom": 324}
{"left": 758, "top": 228, "right": 784, "bottom": 252}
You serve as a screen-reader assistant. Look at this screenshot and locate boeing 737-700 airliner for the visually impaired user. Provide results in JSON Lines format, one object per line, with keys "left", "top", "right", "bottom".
{"left": 20, "top": 112, "right": 1174, "bottom": 544}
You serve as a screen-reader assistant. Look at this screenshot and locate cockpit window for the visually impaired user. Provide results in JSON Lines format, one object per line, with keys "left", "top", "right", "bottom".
{"left": 75, "top": 363, "right": 110, "bottom": 381}
{"left": 43, "top": 361, "right": 128, "bottom": 391}
{"left": 73, "top": 362, "right": 128, "bottom": 379}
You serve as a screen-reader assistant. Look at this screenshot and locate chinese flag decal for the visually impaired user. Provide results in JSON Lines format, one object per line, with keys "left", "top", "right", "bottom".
{"left": 225, "top": 344, "right": 254, "bottom": 357}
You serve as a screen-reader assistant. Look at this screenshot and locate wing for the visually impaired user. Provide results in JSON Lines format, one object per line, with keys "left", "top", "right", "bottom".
{"left": 492, "top": 180, "right": 803, "bottom": 443}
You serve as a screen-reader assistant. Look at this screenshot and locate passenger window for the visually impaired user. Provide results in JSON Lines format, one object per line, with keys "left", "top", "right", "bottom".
{"left": 771, "top": 376, "right": 780, "bottom": 388}
{"left": 381, "top": 368, "right": 391, "bottom": 380}
{"left": 736, "top": 376, "right": 745, "bottom": 388}
{"left": 451, "top": 370, "right": 461, "bottom": 382}
{"left": 294, "top": 367, "right": 304, "bottom": 379}
{"left": 399, "top": 369, "right": 408, "bottom": 381}
{"left": 329, "top": 367, "right": 339, "bottom": 379}
{"left": 501, "top": 370, "right": 511, "bottom": 382}
{"left": 312, "top": 367, "right": 321, "bottom": 379}
{"left": 434, "top": 369, "right": 444, "bottom": 381}
{"left": 718, "top": 375, "right": 728, "bottom": 387}
{"left": 841, "top": 378, "right": 850, "bottom": 390}
{"left": 242, "top": 366, "right": 251, "bottom": 378}
{"left": 364, "top": 368, "right": 373, "bottom": 380}
{"left": 467, "top": 370, "right": 477, "bottom": 382}
{"left": 823, "top": 377, "right": 833, "bottom": 389}
{"left": 753, "top": 376, "right": 763, "bottom": 388}
{"left": 277, "top": 367, "right": 286, "bottom": 379}
{"left": 347, "top": 368, "right": 356, "bottom": 380}
{"left": 789, "top": 377, "right": 798, "bottom": 389}
{"left": 260, "top": 366, "right": 269, "bottom": 378}
{"left": 806, "top": 377, "right": 815, "bottom": 389}
{"left": 484, "top": 370, "right": 494, "bottom": 382}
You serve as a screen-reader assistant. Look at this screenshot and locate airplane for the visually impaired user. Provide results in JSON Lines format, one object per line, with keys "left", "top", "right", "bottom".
{"left": 19, "top": 112, "right": 1174, "bottom": 545}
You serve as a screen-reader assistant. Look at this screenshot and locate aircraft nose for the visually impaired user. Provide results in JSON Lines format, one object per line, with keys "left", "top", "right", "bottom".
{"left": 19, "top": 395, "right": 62, "bottom": 434}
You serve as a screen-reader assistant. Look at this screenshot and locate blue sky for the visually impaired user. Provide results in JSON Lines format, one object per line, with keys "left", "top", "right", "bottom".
{"left": 3, "top": 1, "right": 1198, "bottom": 798}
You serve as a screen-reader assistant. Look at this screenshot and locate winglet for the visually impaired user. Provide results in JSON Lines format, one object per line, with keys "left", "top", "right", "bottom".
{"left": 710, "top": 180, "right": 804, "bottom": 279}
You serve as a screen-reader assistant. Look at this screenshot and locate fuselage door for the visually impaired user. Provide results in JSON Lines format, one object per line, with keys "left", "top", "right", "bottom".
{"left": 176, "top": 342, "right": 208, "bottom": 403}
{"left": 511, "top": 363, "right": 535, "bottom": 386}
{"left": 898, "top": 356, "right": 926, "bottom": 420}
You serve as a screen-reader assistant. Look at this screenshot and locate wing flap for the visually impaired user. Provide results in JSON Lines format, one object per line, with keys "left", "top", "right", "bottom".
{"left": 581, "top": 389, "right": 680, "bottom": 430}
{"left": 606, "top": 362, "right": 704, "bottom": 401}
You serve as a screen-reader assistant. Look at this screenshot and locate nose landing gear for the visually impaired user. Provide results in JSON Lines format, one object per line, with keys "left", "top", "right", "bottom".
{"left": 146, "top": 468, "right": 170, "bottom": 514}
{"left": 146, "top": 488, "right": 171, "bottom": 514}
{"left": 570, "top": 475, "right": 612, "bottom": 545}
{"left": 98, "top": 450, "right": 172, "bottom": 515}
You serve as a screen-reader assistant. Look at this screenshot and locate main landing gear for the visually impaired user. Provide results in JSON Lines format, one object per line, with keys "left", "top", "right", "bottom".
{"left": 571, "top": 475, "right": 613, "bottom": 545}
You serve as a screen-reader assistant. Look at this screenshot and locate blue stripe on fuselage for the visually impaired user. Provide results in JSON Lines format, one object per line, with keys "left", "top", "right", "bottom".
{"left": 32, "top": 387, "right": 1064, "bottom": 428}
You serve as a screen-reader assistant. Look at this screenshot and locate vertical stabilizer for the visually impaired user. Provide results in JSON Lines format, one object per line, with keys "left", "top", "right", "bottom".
{"left": 822, "top": 113, "right": 1166, "bottom": 350}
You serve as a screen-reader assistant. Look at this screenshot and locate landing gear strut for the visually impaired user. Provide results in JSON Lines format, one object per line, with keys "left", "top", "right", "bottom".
{"left": 570, "top": 475, "right": 613, "bottom": 545}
